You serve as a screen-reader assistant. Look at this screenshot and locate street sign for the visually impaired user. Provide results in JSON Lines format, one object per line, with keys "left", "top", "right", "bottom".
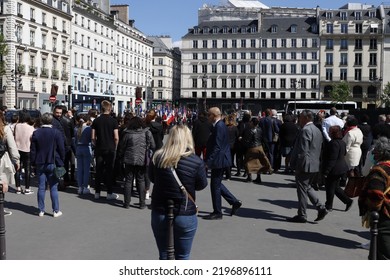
{"left": 135, "top": 98, "right": 142, "bottom": 105}
{"left": 49, "top": 95, "right": 56, "bottom": 103}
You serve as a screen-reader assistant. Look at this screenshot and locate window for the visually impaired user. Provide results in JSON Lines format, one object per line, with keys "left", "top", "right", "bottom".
{"left": 232, "top": 26, "right": 237, "bottom": 33}
{"left": 302, "top": 39, "right": 307, "bottom": 48}
{"left": 212, "top": 40, "right": 217, "bottom": 48}
{"left": 370, "top": 11, "right": 376, "bottom": 18}
{"left": 280, "top": 79, "right": 286, "bottom": 89}
{"left": 261, "top": 39, "right": 267, "bottom": 48}
{"left": 30, "top": 8, "right": 35, "bottom": 20}
{"left": 240, "top": 52, "right": 246, "bottom": 59}
{"left": 290, "top": 64, "right": 296, "bottom": 74}
{"left": 261, "top": 64, "right": 267, "bottom": 74}
{"left": 240, "top": 65, "right": 246, "bottom": 73}
{"left": 202, "top": 53, "right": 207, "bottom": 60}
{"left": 271, "top": 64, "right": 276, "bottom": 74}
{"left": 312, "top": 39, "right": 318, "bottom": 48}
{"left": 223, "top": 26, "right": 228, "bottom": 33}
{"left": 355, "top": 39, "right": 362, "bottom": 49}
{"left": 241, "top": 39, "right": 246, "bottom": 48}
{"left": 250, "top": 79, "right": 255, "bottom": 88}
{"left": 280, "top": 64, "right": 286, "bottom": 74}
{"left": 272, "top": 39, "right": 277, "bottom": 48}
{"left": 291, "top": 39, "right": 296, "bottom": 48}
{"left": 212, "top": 53, "right": 217, "bottom": 59}
{"left": 231, "top": 52, "right": 237, "bottom": 59}
{"left": 370, "top": 39, "right": 377, "bottom": 50}
{"left": 340, "top": 23, "right": 348, "bottom": 34}
{"left": 311, "top": 79, "right": 317, "bottom": 90}
{"left": 158, "top": 69, "right": 163, "bottom": 76}
{"left": 240, "top": 79, "right": 246, "bottom": 88}
{"left": 250, "top": 52, "right": 255, "bottom": 59}
{"left": 222, "top": 40, "right": 227, "bottom": 48}
{"left": 30, "top": 30, "right": 35, "bottom": 46}
{"left": 326, "top": 53, "right": 333, "bottom": 65}
{"left": 250, "top": 64, "right": 255, "bottom": 73}
{"left": 341, "top": 11, "right": 348, "bottom": 20}
{"left": 212, "top": 64, "right": 217, "bottom": 73}
{"left": 369, "top": 53, "right": 377, "bottom": 66}
{"left": 326, "top": 24, "right": 333, "bottom": 34}
{"left": 301, "top": 52, "right": 307, "bottom": 60}
{"left": 250, "top": 39, "right": 256, "bottom": 48}
{"left": 193, "top": 40, "right": 198, "bottom": 48}
{"left": 355, "top": 53, "right": 362, "bottom": 66}
{"left": 221, "top": 64, "right": 227, "bottom": 73}
{"left": 281, "top": 52, "right": 286, "bottom": 60}
{"left": 326, "top": 39, "right": 333, "bottom": 50}
{"left": 222, "top": 79, "right": 227, "bottom": 88}
{"left": 326, "top": 69, "right": 333, "bottom": 81}
{"left": 355, "top": 23, "right": 362, "bottom": 33}
{"left": 340, "top": 69, "right": 347, "bottom": 80}
{"left": 311, "top": 64, "right": 317, "bottom": 74}
{"left": 340, "top": 53, "right": 348, "bottom": 65}
{"left": 355, "top": 69, "right": 362, "bottom": 81}
{"left": 271, "top": 25, "right": 277, "bottom": 33}
{"left": 232, "top": 39, "right": 237, "bottom": 48}
{"left": 193, "top": 53, "right": 198, "bottom": 60}
{"left": 370, "top": 25, "right": 378, "bottom": 34}
{"left": 291, "top": 52, "right": 296, "bottom": 60}
{"left": 222, "top": 53, "right": 227, "bottom": 59}
{"left": 301, "top": 64, "right": 307, "bottom": 74}
{"left": 53, "top": 17, "right": 57, "bottom": 29}
{"left": 271, "top": 52, "right": 276, "bottom": 59}
{"left": 326, "top": 12, "right": 333, "bottom": 19}
{"left": 312, "top": 52, "right": 317, "bottom": 60}
{"left": 291, "top": 25, "right": 297, "bottom": 33}
{"left": 281, "top": 39, "right": 286, "bottom": 47}
{"left": 231, "top": 65, "right": 236, "bottom": 73}
{"left": 355, "top": 11, "right": 362, "bottom": 20}
{"left": 231, "top": 79, "right": 236, "bottom": 88}
{"left": 261, "top": 52, "right": 267, "bottom": 60}
{"left": 192, "top": 65, "right": 197, "bottom": 73}
{"left": 203, "top": 40, "right": 207, "bottom": 48}
{"left": 340, "top": 39, "right": 348, "bottom": 50}
{"left": 270, "top": 79, "right": 276, "bottom": 89}
{"left": 202, "top": 65, "right": 207, "bottom": 73}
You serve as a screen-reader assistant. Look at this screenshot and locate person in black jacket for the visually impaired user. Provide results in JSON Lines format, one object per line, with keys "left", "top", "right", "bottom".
{"left": 279, "top": 114, "right": 299, "bottom": 173}
{"left": 149, "top": 124, "right": 207, "bottom": 260}
{"left": 358, "top": 114, "right": 373, "bottom": 175}
{"left": 322, "top": 125, "right": 353, "bottom": 212}
{"left": 235, "top": 112, "right": 251, "bottom": 176}
{"left": 192, "top": 111, "right": 212, "bottom": 162}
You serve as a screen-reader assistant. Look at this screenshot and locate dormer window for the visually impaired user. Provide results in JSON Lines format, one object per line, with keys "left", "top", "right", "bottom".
{"left": 326, "top": 12, "right": 333, "bottom": 19}
{"left": 250, "top": 26, "right": 256, "bottom": 33}
{"left": 213, "top": 26, "right": 218, "bottom": 34}
{"left": 203, "top": 27, "right": 209, "bottom": 34}
{"left": 194, "top": 27, "right": 199, "bottom": 34}
{"left": 271, "top": 25, "right": 277, "bottom": 33}
{"left": 232, "top": 26, "right": 238, "bottom": 33}
{"left": 223, "top": 26, "right": 228, "bottom": 33}
{"left": 311, "top": 24, "right": 318, "bottom": 33}
{"left": 291, "top": 24, "right": 297, "bottom": 33}
{"left": 340, "top": 11, "right": 347, "bottom": 20}
{"left": 241, "top": 26, "right": 247, "bottom": 33}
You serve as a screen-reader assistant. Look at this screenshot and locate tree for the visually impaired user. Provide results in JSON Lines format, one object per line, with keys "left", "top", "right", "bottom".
{"left": 381, "top": 82, "right": 390, "bottom": 108}
{"left": 0, "top": 33, "right": 8, "bottom": 76}
{"left": 330, "top": 81, "right": 351, "bottom": 109}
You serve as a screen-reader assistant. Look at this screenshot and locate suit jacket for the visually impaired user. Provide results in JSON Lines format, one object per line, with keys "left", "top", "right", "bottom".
{"left": 206, "top": 119, "right": 232, "bottom": 169}
{"left": 290, "top": 122, "right": 323, "bottom": 173}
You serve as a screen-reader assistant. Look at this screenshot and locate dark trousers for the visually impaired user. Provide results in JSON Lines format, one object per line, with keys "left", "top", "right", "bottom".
{"left": 15, "top": 151, "right": 31, "bottom": 189}
{"left": 210, "top": 168, "right": 238, "bottom": 214}
{"left": 63, "top": 147, "right": 73, "bottom": 182}
{"left": 123, "top": 165, "right": 146, "bottom": 207}
{"left": 94, "top": 150, "right": 116, "bottom": 194}
{"left": 325, "top": 174, "right": 352, "bottom": 210}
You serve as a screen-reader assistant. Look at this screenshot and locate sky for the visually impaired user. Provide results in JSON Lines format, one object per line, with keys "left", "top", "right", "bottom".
{"left": 111, "top": 0, "right": 384, "bottom": 44}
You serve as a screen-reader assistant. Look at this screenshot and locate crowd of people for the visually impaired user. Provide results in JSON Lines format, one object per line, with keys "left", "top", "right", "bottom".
{"left": 0, "top": 102, "right": 389, "bottom": 259}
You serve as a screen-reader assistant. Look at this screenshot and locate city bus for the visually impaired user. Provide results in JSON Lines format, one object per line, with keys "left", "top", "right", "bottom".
{"left": 285, "top": 100, "right": 358, "bottom": 115}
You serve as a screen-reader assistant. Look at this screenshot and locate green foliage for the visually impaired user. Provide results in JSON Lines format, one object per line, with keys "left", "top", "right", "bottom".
{"left": 330, "top": 81, "right": 351, "bottom": 106}
{"left": 0, "top": 34, "right": 9, "bottom": 75}
{"left": 381, "top": 82, "right": 390, "bottom": 107}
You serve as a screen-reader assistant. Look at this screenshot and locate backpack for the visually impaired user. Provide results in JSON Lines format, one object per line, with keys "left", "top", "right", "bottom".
{"left": 0, "top": 137, "right": 6, "bottom": 159}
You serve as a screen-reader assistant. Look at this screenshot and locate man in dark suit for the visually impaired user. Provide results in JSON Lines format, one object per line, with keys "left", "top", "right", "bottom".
{"left": 288, "top": 110, "right": 328, "bottom": 223}
{"left": 203, "top": 107, "right": 242, "bottom": 220}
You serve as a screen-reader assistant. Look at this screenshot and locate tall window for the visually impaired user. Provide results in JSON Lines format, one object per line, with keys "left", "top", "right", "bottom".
{"left": 355, "top": 53, "right": 362, "bottom": 66}
{"left": 355, "top": 69, "right": 362, "bottom": 81}
{"left": 326, "top": 69, "right": 333, "bottom": 81}
{"left": 326, "top": 24, "right": 333, "bottom": 34}
{"left": 340, "top": 53, "right": 348, "bottom": 65}
{"left": 341, "top": 24, "right": 348, "bottom": 34}
{"left": 340, "top": 69, "right": 347, "bottom": 80}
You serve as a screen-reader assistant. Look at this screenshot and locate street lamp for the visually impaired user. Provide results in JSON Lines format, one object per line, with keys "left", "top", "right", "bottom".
{"left": 293, "top": 79, "right": 301, "bottom": 115}
{"left": 11, "top": 44, "right": 29, "bottom": 109}
{"left": 202, "top": 73, "right": 208, "bottom": 112}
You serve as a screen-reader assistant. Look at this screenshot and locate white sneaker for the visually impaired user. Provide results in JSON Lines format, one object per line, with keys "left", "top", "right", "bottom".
{"left": 24, "top": 189, "right": 34, "bottom": 195}
{"left": 4, "top": 210, "right": 12, "bottom": 216}
{"left": 53, "top": 211, "right": 63, "bottom": 218}
{"left": 38, "top": 211, "right": 45, "bottom": 217}
{"left": 106, "top": 193, "right": 119, "bottom": 200}
{"left": 145, "top": 191, "right": 150, "bottom": 200}
{"left": 94, "top": 193, "right": 100, "bottom": 199}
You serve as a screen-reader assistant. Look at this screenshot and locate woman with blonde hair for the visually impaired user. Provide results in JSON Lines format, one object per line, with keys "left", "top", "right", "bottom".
{"left": 149, "top": 124, "right": 207, "bottom": 259}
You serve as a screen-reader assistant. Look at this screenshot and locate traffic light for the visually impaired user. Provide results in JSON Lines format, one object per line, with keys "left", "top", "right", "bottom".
{"left": 68, "top": 85, "right": 73, "bottom": 95}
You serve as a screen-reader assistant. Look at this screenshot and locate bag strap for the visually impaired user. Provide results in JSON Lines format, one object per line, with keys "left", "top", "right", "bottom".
{"left": 171, "top": 167, "right": 196, "bottom": 210}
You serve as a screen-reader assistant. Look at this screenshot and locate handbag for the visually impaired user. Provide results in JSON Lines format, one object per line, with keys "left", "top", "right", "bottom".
{"left": 344, "top": 176, "right": 366, "bottom": 198}
{"left": 171, "top": 167, "right": 198, "bottom": 213}
{"left": 53, "top": 137, "right": 66, "bottom": 180}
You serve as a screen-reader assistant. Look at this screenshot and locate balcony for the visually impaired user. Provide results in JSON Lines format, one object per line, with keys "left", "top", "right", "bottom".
{"left": 28, "top": 66, "right": 38, "bottom": 76}
{"left": 16, "top": 64, "right": 26, "bottom": 75}
{"left": 51, "top": 69, "right": 59, "bottom": 79}
{"left": 40, "top": 68, "right": 49, "bottom": 78}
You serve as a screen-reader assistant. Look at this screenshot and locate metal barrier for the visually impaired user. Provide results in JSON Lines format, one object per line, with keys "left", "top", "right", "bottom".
{"left": 166, "top": 200, "right": 175, "bottom": 260}
{"left": 0, "top": 184, "right": 6, "bottom": 260}
{"left": 369, "top": 211, "right": 379, "bottom": 260}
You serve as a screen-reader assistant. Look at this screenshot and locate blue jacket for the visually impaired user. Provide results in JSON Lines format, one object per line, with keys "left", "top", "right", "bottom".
{"left": 206, "top": 120, "right": 232, "bottom": 169}
{"left": 30, "top": 126, "right": 65, "bottom": 167}
{"left": 149, "top": 154, "right": 207, "bottom": 216}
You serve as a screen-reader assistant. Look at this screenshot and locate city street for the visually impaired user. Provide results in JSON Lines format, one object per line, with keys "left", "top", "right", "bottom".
{"left": 3, "top": 170, "right": 369, "bottom": 260}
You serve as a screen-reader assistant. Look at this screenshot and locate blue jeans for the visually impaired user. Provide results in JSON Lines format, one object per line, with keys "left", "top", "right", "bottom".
{"left": 210, "top": 168, "right": 238, "bottom": 214}
{"left": 76, "top": 145, "right": 92, "bottom": 191}
{"left": 36, "top": 163, "right": 59, "bottom": 213}
{"left": 151, "top": 211, "right": 198, "bottom": 260}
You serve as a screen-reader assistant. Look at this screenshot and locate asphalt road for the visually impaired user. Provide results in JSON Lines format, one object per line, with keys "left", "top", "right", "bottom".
{"left": 3, "top": 169, "right": 369, "bottom": 260}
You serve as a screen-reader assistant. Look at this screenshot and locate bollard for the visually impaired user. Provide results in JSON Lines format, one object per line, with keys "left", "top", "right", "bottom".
{"left": 166, "top": 199, "right": 175, "bottom": 260}
{"left": 0, "top": 184, "right": 6, "bottom": 260}
{"left": 369, "top": 211, "right": 379, "bottom": 260}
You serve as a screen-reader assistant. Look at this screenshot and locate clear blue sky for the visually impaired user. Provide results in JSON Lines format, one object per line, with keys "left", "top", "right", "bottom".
{"left": 111, "top": 1, "right": 383, "bottom": 43}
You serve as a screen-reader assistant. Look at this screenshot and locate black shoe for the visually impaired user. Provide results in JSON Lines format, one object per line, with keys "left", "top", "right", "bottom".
{"left": 253, "top": 176, "right": 262, "bottom": 184}
{"left": 203, "top": 213, "right": 223, "bottom": 220}
{"left": 315, "top": 208, "right": 328, "bottom": 222}
{"left": 242, "top": 172, "right": 247, "bottom": 177}
{"left": 287, "top": 215, "right": 307, "bottom": 223}
{"left": 234, "top": 172, "right": 241, "bottom": 177}
{"left": 345, "top": 200, "right": 353, "bottom": 212}
{"left": 231, "top": 200, "right": 242, "bottom": 216}
{"left": 245, "top": 176, "right": 252, "bottom": 182}
{"left": 123, "top": 204, "right": 130, "bottom": 209}
{"left": 139, "top": 204, "right": 146, "bottom": 209}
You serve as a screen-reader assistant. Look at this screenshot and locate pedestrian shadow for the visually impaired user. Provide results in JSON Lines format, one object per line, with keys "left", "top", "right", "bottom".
{"left": 266, "top": 228, "right": 361, "bottom": 249}
{"left": 344, "top": 229, "right": 370, "bottom": 242}
{"left": 259, "top": 198, "right": 298, "bottom": 209}
{"left": 259, "top": 181, "right": 295, "bottom": 189}
{"left": 217, "top": 207, "right": 291, "bottom": 222}
{"left": 4, "top": 201, "right": 39, "bottom": 216}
